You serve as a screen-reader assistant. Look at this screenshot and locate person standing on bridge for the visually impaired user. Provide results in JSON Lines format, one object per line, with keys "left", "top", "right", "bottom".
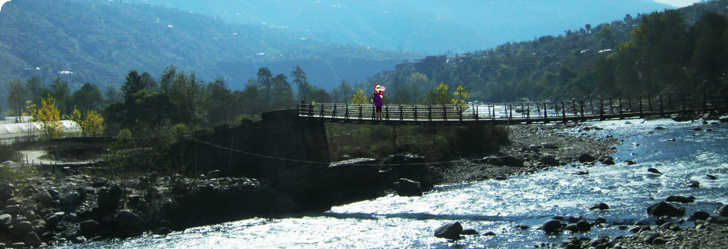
{"left": 372, "top": 84, "right": 384, "bottom": 120}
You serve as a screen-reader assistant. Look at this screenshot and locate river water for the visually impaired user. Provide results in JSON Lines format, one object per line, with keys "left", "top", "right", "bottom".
{"left": 59, "top": 118, "right": 728, "bottom": 248}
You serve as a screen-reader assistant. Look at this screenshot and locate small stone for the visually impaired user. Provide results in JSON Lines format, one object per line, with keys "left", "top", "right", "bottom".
{"left": 707, "top": 174, "right": 717, "bottom": 180}
{"left": 576, "top": 220, "right": 592, "bottom": 232}
{"left": 461, "top": 229, "right": 479, "bottom": 235}
{"left": 647, "top": 168, "right": 662, "bottom": 174}
{"left": 483, "top": 231, "right": 496, "bottom": 236}
{"left": 578, "top": 154, "right": 595, "bottom": 163}
{"left": 625, "top": 160, "right": 637, "bottom": 165}
{"left": 153, "top": 227, "right": 172, "bottom": 235}
{"left": 590, "top": 203, "right": 609, "bottom": 210}
{"left": 647, "top": 202, "right": 685, "bottom": 217}
{"left": 688, "top": 181, "right": 700, "bottom": 188}
{"left": 0, "top": 214, "right": 12, "bottom": 228}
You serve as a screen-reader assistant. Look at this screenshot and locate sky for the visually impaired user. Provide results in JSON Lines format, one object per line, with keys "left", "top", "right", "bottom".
{"left": 653, "top": 0, "right": 703, "bottom": 7}
{"left": 0, "top": 0, "right": 9, "bottom": 12}
{"left": 0, "top": 0, "right": 705, "bottom": 13}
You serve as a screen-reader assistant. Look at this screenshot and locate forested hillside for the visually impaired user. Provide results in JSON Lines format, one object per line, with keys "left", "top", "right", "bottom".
{"left": 126, "top": 0, "right": 671, "bottom": 54}
{"left": 357, "top": 0, "right": 728, "bottom": 104}
{"left": 0, "top": 0, "right": 415, "bottom": 92}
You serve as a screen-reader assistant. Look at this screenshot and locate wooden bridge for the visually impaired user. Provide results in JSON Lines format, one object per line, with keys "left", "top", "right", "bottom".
{"left": 298, "top": 92, "right": 728, "bottom": 125}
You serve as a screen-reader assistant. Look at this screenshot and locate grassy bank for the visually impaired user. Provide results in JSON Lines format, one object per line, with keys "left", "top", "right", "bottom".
{"left": 325, "top": 123, "right": 510, "bottom": 162}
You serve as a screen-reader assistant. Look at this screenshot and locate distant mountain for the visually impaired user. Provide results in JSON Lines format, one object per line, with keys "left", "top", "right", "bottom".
{"left": 126, "top": 0, "right": 673, "bottom": 54}
{"left": 0, "top": 0, "right": 417, "bottom": 90}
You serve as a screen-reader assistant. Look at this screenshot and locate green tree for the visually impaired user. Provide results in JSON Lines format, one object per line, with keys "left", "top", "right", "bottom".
{"left": 24, "top": 76, "right": 44, "bottom": 104}
{"left": 336, "top": 80, "right": 352, "bottom": 103}
{"left": 271, "top": 74, "right": 295, "bottom": 110}
{"left": 205, "top": 78, "right": 233, "bottom": 125}
{"left": 49, "top": 77, "right": 70, "bottom": 115}
{"left": 351, "top": 88, "right": 367, "bottom": 104}
{"left": 257, "top": 67, "right": 273, "bottom": 110}
{"left": 7, "top": 81, "right": 26, "bottom": 117}
{"left": 452, "top": 84, "right": 470, "bottom": 105}
{"left": 689, "top": 12, "right": 728, "bottom": 89}
{"left": 70, "top": 83, "right": 104, "bottom": 114}
{"left": 291, "top": 65, "right": 311, "bottom": 101}
{"left": 424, "top": 82, "right": 451, "bottom": 105}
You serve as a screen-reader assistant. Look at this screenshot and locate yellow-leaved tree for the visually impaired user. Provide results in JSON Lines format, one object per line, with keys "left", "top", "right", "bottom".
{"left": 351, "top": 88, "right": 367, "bottom": 104}
{"left": 71, "top": 106, "right": 83, "bottom": 137}
{"left": 424, "top": 82, "right": 451, "bottom": 105}
{"left": 452, "top": 84, "right": 470, "bottom": 105}
{"left": 82, "top": 110, "right": 105, "bottom": 137}
{"left": 31, "top": 95, "right": 64, "bottom": 140}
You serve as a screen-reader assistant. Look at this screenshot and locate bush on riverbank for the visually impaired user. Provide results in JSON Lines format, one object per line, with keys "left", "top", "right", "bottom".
{"left": 326, "top": 123, "right": 510, "bottom": 161}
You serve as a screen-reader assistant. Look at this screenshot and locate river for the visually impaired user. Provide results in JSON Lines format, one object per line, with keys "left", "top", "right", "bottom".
{"left": 58, "top": 118, "right": 727, "bottom": 248}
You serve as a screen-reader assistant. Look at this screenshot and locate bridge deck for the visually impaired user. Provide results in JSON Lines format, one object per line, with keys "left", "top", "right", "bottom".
{"left": 298, "top": 92, "right": 728, "bottom": 125}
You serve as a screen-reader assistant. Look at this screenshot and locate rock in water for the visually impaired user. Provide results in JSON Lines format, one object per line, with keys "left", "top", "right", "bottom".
{"left": 434, "top": 221, "right": 463, "bottom": 240}
{"left": 647, "top": 202, "right": 685, "bottom": 217}
{"left": 9, "top": 221, "right": 33, "bottom": 236}
{"left": 690, "top": 211, "right": 710, "bottom": 221}
{"left": 541, "top": 219, "right": 562, "bottom": 233}
{"left": 79, "top": 220, "right": 101, "bottom": 235}
{"left": 578, "top": 153, "right": 596, "bottom": 163}
{"left": 688, "top": 181, "right": 700, "bottom": 188}
{"left": 706, "top": 174, "right": 717, "bottom": 180}
{"left": 461, "top": 229, "right": 479, "bottom": 235}
{"left": 589, "top": 203, "right": 609, "bottom": 210}
{"left": 576, "top": 220, "right": 591, "bottom": 232}
{"left": 394, "top": 178, "right": 423, "bottom": 197}
{"left": 666, "top": 196, "right": 695, "bottom": 203}
{"left": 647, "top": 168, "right": 662, "bottom": 175}
{"left": 720, "top": 205, "right": 728, "bottom": 217}
{"left": 62, "top": 192, "right": 82, "bottom": 205}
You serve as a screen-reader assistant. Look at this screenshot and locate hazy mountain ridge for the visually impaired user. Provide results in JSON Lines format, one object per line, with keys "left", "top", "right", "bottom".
{"left": 0, "top": 0, "right": 416, "bottom": 90}
{"left": 127, "top": 0, "right": 673, "bottom": 54}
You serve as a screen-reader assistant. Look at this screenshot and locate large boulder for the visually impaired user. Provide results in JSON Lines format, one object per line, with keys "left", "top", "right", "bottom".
{"left": 434, "top": 221, "right": 463, "bottom": 240}
{"left": 24, "top": 231, "right": 42, "bottom": 247}
{"left": 541, "top": 219, "right": 562, "bottom": 233}
{"left": 498, "top": 155, "right": 524, "bottom": 167}
{"left": 0, "top": 184, "right": 15, "bottom": 203}
{"left": 394, "top": 178, "right": 423, "bottom": 197}
{"left": 38, "top": 191, "right": 53, "bottom": 206}
{"left": 79, "top": 220, "right": 101, "bottom": 235}
{"left": 647, "top": 202, "right": 685, "bottom": 217}
{"left": 0, "top": 214, "right": 12, "bottom": 228}
{"left": 62, "top": 192, "right": 82, "bottom": 205}
{"left": 539, "top": 155, "right": 560, "bottom": 166}
{"left": 114, "top": 210, "right": 145, "bottom": 232}
{"left": 9, "top": 221, "right": 33, "bottom": 236}
{"left": 690, "top": 211, "right": 711, "bottom": 221}
{"left": 578, "top": 154, "right": 596, "bottom": 163}
{"left": 3, "top": 205, "right": 22, "bottom": 215}
{"left": 720, "top": 205, "right": 728, "bottom": 217}
{"left": 97, "top": 185, "right": 122, "bottom": 209}
{"left": 44, "top": 212, "right": 65, "bottom": 228}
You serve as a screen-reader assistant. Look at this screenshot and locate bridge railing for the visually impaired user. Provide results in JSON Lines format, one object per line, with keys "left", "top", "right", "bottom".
{"left": 298, "top": 90, "right": 728, "bottom": 123}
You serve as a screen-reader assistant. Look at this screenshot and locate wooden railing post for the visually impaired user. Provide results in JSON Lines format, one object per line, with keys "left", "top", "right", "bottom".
{"left": 580, "top": 100, "right": 585, "bottom": 121}
{"left": 561, "top": 101, "right": 566, "bottom": 123}
{"left": 509, "top": 104, "right": 513, "bottom": 121}
{"left": 543, "top": 102, "right": 549, "bottom": 123}
{"left": 414, "top": 106, "right": 418, "bottom": 122}
{"left": 385, "top": 106, "right": 390, "bottom": 121}
{"left": 475, "top": 104, "right": 479, "bottom": 122}
{"left": 639, "top": 97, "right": 643, "bottom": 118}
{"left": 332, "top": 104, "right": 337, "bottom": 119}
{"left": 572, "top": 100, "right": 577, "bottom": 116}
{"left": 526, "top": 103, "right": 531, "bottom": 124}
{"left": 428, "top": 105, "right": 432, "bottom": 121}
{"left": 399, "top": 105, "right": 403, "bottom": 121}
{"left": 443, "top": 105, "right": 447, "bottom": 122}
{"left": 320, "top": 103, "right": 325, "bottom": 118}
{"left": 458, "top": 105, "right": 463, "bottom": 121}
{"left": 345, "top": 104, "right": 350, "bottom": 119}
{"left": 619, "top": 98, "right": 624, "bottom": 119}
{"left": 308, "top": 104, "right": 314, "bottom": 117}
{"left": 627, "top": 96, "right": 632, "bottom": 112}
{"left": 358, "top": 105, "right": 363, "bottom": 120}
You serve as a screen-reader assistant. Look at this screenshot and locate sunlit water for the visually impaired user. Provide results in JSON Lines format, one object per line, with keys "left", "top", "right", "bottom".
{"left": 59, "top": 118, "right": 728, "bottom": 248}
